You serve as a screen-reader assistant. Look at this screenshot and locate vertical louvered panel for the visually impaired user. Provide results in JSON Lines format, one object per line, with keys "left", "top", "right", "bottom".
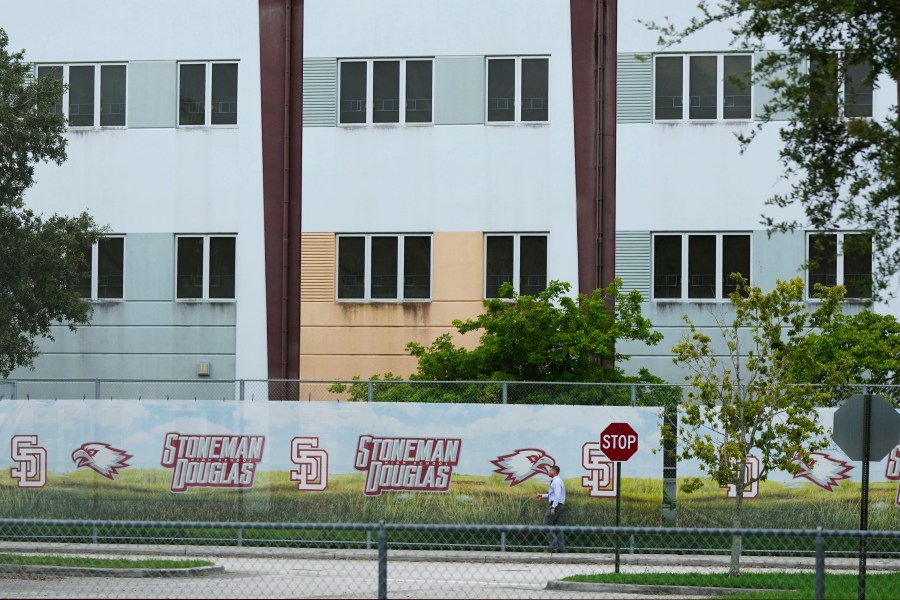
{"left": 616, "top": 231, "right": 651, "bottom": 298}
{"left": 301, "top": 233, "right": 335, "bottom": 301}
{"left": 617, "top": 53, "right": 652, "bottom": 124}
{"left": 303, "top": 58, "right": 337, "bottom": 127}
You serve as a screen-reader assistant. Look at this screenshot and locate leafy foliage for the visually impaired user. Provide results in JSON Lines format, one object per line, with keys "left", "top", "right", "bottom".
{"left": 670, "top": 277, "right": 845, "bottom": 574}
{"left": 0, "top": 28, "right": 105, "bottom": 377}
{"left": 644, "top": 2, "right": 900, "bottom": 298}
{"left": 330, "top": 279, "right": 676, "bottom": 406}
{"left": 407, "top": 279, "right": 663, "bottom": 383}
{"left": 790, "top": 309, "right": 900, "bottom": 405}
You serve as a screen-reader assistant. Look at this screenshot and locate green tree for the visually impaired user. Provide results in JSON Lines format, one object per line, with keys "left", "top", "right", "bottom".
{"left": 791, "top": 309, "right": 900, "bottom": 403}
{"left": 670, "top": 277, "right": 844, "bottom": 576}
{"left": 0, "top": 28, "right": 105, "bottom": 377}
{"left": 407, "top": 279, "right": 663, "bottom": 382}
{"left": 645, "top": 2, "right": 900, "bottom": 298}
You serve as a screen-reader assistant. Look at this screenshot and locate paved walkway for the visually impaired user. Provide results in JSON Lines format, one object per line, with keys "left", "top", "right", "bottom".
{"left": 0, "top": 540, "right": 894, "bottom": 571}
{"left": 0, "top": 541, "right": 894, "bottom": 599}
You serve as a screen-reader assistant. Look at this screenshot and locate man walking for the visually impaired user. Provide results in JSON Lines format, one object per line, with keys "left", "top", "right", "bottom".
{"left": 536, "top": 465, "right": 566, "bottom": 552}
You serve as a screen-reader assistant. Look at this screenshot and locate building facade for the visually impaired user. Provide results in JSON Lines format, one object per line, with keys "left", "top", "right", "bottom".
{"left": 4, "top": 1, "right": 894, "bottom": 389}
{"left": 615, "top": 1, "right": 895, "bottom": 383}
{"left": 4, "top": 2, "right": 269, "bottom": 386}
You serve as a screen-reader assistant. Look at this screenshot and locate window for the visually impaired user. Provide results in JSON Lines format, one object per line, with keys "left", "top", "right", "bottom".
{"left": 653, "top": 233, "right": 751, "bottom": 300}
{"left": 37, "top": 64, "right": 126, "bottom": 127}
{"left": 176, "top": 235, "right": 236, "bottom": 300}
{"left": 844, "top": 60, "right": 873, "bottom": 118}
{"left": 78, "top": 237, "right": 125, "bottom": 300}
{"left": 179, "top": 62, "right": 238, "bottom": 126}
{"left": 807, "top": 232, "right": 871, "bottom": 299}
{"left": 338, "top": 59, "right": 433, "bottom": 125}
{"left": 486, "top": 57, "right": 549, "bottom": 123}
{"left": 336, "top": 234, "right": 431, "bottom": 301}
{"left": 485, "top": 234, "right": 548, "bottom": 298}
{"left": 808, "top": 53, "right": 873, "bottom": 119}
{"left": 654, "top": 54, "right": 752, "bottom": 121}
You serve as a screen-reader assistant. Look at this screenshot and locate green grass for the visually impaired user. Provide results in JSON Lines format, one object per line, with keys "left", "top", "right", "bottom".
{"left": 0, "top": 553, "right": 212, "bottom": 569}
{"left": 564, "top": 571, "right": 900, "bottom": 599}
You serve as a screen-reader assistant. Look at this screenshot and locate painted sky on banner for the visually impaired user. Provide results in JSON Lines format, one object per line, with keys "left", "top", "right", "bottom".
{"left": 0, "top": 400, "right": 663, "bottom": 480}
{"left": 677, "top": 406, "right": 900, "bottom": 485}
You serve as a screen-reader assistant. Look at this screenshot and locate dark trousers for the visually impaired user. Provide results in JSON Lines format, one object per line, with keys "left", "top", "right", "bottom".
{"left": 542, "top": 504, "right": 565, "bottom": 551}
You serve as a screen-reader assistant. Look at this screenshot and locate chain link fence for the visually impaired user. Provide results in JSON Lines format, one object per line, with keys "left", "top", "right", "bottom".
{"left": 4, "top": 378, "right": 897, "bottom": 405}
{"left": 0, "top": 378, "right": 691, "bottom": 405}
{"left": 0, "top": 519, "right": 898, "bottom": 598}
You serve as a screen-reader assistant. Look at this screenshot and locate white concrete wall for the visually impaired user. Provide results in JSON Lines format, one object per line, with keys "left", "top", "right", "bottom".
{"left": 302, "top": 0, "right": 580, "bottom": 289}
{"left": 617, "top": 1, "right": 900, "bottom": 382}
{"left": 4, "top": 1, "right": 268, "bottom": 380}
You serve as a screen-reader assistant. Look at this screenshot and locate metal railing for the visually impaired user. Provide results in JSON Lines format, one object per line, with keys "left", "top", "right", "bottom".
{"left": 0, "top": 518, "right": 899, "bottom": 598}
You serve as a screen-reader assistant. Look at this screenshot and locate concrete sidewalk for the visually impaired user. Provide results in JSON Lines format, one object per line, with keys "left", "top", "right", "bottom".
{"left": 1, "top": 540, "right": 895, "bottom": 572}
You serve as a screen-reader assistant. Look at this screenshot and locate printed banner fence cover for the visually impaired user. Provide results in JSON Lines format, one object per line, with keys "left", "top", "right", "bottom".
{"left": 0, "top": 401, "right": 661, "bottom": 525}
{"left": 2, "top": 400, "right": 900, "bottom": 529}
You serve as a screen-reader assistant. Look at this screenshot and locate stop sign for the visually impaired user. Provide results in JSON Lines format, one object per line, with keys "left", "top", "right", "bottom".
{"left": 833, "top": 394, "right": 900, "bottom": 462}
{"left": 601, "top": 422, "right": 639, "bottom": 462}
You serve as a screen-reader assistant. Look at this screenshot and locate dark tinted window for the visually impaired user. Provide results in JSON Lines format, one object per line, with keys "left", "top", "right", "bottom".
{"left": 403, "top": 236, "right": 431, "bottom": 299}
{"left": 808, "top": 233, "right": 838, "bottom": 296}
{"left": 520, "top": 235, "right": 548, "bottom": 295}
{"left": 211, "top": 63, "right": 238, "bottom": 125}
{"left": 655, "top": 57, "right": 683, "bottom": 120}
{"left": 843, "top": 233, "right": 872, "bottom": 299}
{"left": 487, "top": 59, "right": 515, "bottom": 122}
{"left": 68, "top": 65, "right": 95, "bottom": 127}
{"left": 689, "top": 56, "right": 717, "bottom": 120}
{"left": 654, "top": 235, "right": 682, "bottom": 298}
{"left": 486, "top": 236, "right": 514, "bottom": 297}
{"left": 723, "top": 56, "right": 751, "bottom": 119}
{"left": 373, "top": 61, "right": 400, "bottom": 124}
{"left": 339, "top": 62, "right": 367, "bottom": 124}
{"left": 722, "top": 235, "right": 751, "bottom": 295}
{"left": 210, "top": 237, "right": 236, "bottom": 299}
{"left": 688, "top": 235, "right": 715, "bottom": 298}
{"left": 521, "top": 58, "right": 549, "bottom": 122}
{"left": 97, "top": 237, "right": 124, "bottom": 299}
{"left": 177, "top": 237, "right": 204, "bottom": 299}
{"left": 179, "top": 64, "right": 206, "bottom": 126}
{"left": 405, "top": 60, "right": 432, "bottom": 123}
{"left": 337, "top": 236, "right": 365, "bottom": 299}
{"left": 100, "top": 65, "right": 126, "bottom": 126}
{"left": 371, "top": 236, "right": 398, "bottom": 299}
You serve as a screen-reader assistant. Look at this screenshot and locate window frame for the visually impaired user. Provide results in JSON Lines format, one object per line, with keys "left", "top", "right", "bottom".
{"left": 806, "top": 53, "right": 874, "bottom": 120}
{"left": 483, "top": 233, "right": 549, "bottom": 299}
{"left": 337, "top": 58, "right": 435, "bottom": 127}
{"left": 806, "top": 231, "right": 872, "bottom": 300}
{"left": 651, "top": 232, "right": 752, "bottom": 301}
{"left": 653, "top": 53, "right": 754, "bottom": 122}
{"left": 37, "top": 63, "right": 128, "bottom": 129}
{"left": 177, "top": 61, "right": 239, "bottom": 128}
{"left": 175, "top": 234, "right": 237, "bottom": 302}
{"left": 334, "top": 233, "right": 433, "bottom": 302}
{"left": 485, "top": 56, "right": 551, "bottom": 125}
{"left": 79, "top": 235, "right": 126, "bottom": 301}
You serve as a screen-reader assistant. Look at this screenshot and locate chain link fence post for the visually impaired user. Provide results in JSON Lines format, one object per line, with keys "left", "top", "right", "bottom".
{"left": 815, "top": 526, "right": 825, "bottom": 600}
{"left": 368, "top": 381, "right": 374, "bottom": 403}
{"left": 377, "top": 520, "right": 387, "bottom": 599}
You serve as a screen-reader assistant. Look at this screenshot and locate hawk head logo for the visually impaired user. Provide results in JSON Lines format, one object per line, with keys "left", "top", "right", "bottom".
{"left": 792, "top": 451, "right": 853, "bottom": 492}
{"left": 491, "top": 448, "right": 556, "bottom": 487}
{"left": 72, "top": 442, "right": 132, "bottom": 480}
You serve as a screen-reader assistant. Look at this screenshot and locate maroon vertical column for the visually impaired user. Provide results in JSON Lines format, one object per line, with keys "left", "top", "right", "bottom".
{"left": 570, "top": 0, "right": 616, "bottom": 295}
{"left": 259, "top": 0, "right": 303, "bottom": 396}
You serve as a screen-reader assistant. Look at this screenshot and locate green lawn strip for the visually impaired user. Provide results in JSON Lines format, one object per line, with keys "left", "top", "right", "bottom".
{"left": 0, "top": 553, "right": 212, "bottom": 569}
{"left": 564, "top": 572, "right": 900, "bottom": 600}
